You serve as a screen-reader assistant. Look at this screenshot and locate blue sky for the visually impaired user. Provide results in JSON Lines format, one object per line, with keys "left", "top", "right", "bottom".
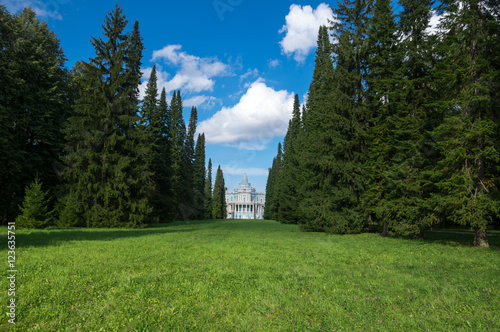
{"left": 3, "top": 0, "right": 336, "bottom": 192}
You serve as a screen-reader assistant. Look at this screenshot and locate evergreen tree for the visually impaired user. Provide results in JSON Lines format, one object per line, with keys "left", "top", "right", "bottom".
{"left": 264, "top": 143, "right": 282, "bottom": 220}
{"left": 212, "top": 165, "right": 226, "bottom": 219}
{"left": 0, "top": 7, "right": 69, "bottom": 224}
{"left": 363, "top": 0, "right": 400, "bottom": 235}
{"left": 16, "top": 177, "right": 54, "bottom": 229}
{"left": 169, "top": 90, "right": 187, "bottom": 220}
{"left": 429, "top": 0, "right": 500, "bottom": 247}
{"left": 204, "top": 158, "right": 213, "bottom": 219}
{"left": 277, "top": 94, "right": 302, "bottom": 224}
{"left": 193, "top": 133, "right": 206, "bottom": 219}
{"left": 62, "top": 4, "right": 152, "bottom": 227}
{"left": 184, "top": 106, "right": 198, "bottom": 213}
{"left": 380, "top": 0, "right": 436, "bottom": 237}
{"left": 156, "top": 87, "right": 173, "bottom": 221}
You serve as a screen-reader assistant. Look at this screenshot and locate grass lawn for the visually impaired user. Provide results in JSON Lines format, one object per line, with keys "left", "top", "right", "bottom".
{"left": 1, "top": 219, "right": 499, "bottom": 331}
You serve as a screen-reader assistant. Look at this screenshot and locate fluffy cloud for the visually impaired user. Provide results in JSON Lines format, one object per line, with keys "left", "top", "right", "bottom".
{"left": 268, "top": 59, "right": 281, "bottom": 68}
{"left": 144, "top": 44, "right": 230, "bottom": 95}
{"left": 197, "top": 80, "right": 295, "bottom": 150}
{"left": 426, "top": 11, "right": 442, "bottom": 35}
{"left": 279, "top": 3, "right": 332, "bottom": 62}
{"left": 3, "top": 0, "right": 63, "bottom": 19}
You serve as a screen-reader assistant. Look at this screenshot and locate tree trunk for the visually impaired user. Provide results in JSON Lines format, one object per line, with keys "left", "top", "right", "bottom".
{"left": 381, "top": 221, "right": 388, "bottom": 236}
{"left": 474, "top": 227, "right": 489, "bottom": 248}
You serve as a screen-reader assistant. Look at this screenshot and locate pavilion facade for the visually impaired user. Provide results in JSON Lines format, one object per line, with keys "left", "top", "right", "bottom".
{"left": 225, "top": 174, "right": 265, "bottom": 219}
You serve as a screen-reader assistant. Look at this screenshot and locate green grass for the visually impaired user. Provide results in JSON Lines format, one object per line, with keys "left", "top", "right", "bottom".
{"left": 1, "top": 219, "right": 499, "bottom": 331}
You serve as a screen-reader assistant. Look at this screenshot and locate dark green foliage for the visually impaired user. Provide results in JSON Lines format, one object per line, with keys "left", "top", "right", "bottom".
{"left": 169, "top": 90, "right": 188, "bottom": 220}
{"left": 16, "top": 177, "right": 54, "bottom": 229}
{"left": 62, "top": 4, "right": 152, "bottom": 228}
{"left": 192, "top": 133, "right": 206, "bottom": 219}
{"left": 156, "top": 87, "right": 173, "bottom": 221}
{"left": 428, "top": 0, "right": 500, "bottom": 247}
{"left": 264, "top": 143, "right": 282, "bottom": 220}
{"left": 204, "top": 158, "right": 213, "bottom": 219}
{"left": 277, "top": 94, "right": 302, "bottom": 224}
{"left": 212, "top": 165, "right": 226, "bottom": 219}
{"left": 0, "top": 7, "right": 70, "bottom": 224}
{"left": 182, "top": 106, "right": 198, "bottom": 217}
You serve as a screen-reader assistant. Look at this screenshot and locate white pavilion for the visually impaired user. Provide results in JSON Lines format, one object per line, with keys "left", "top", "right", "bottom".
{"left": 225, "top": 173, "right": 265, "bottom": 219}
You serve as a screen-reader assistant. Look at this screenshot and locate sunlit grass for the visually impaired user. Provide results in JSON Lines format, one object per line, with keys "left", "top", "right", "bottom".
{"left": 1, "top": 219, "right": 499, "bottom": 331}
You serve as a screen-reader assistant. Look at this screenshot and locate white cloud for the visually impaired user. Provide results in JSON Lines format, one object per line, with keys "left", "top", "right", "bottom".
{"left": 426, "top": 11, "right": 442, "bottom": 35}
{"left": 147, "top": 44, "right": 230, "bottom": 95}
{"left": 197, "top": 80, "right": 295, "bottom": 150}
{"left": 184, "top": 95, "right": 220, "bottom": 108}
{"left": 221, "top": 165, "right": 269, "bottom": 176}
{"left": 3, "top": 0, "right": 63, "bottom": 20}
{"left": 279, "top": 3, "right": 333, "bottom": 63}
{"left": 240, "top": 68, "right": 259, "bottom": 82}
{"left": 268, "top": 59, "right": 281, "bottom": 68}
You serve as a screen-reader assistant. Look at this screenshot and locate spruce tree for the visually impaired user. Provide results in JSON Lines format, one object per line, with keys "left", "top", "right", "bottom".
{"left": 62, "top": 4, "right": 152, "bottom": 227}
{"left": 184, "top": 106, "right": 198, "bottom": 212}
{"left": 204, "top": 158, "right": 213, "bottom": 219}
{"left": 364, "top": 0, "right": 400, "bottom": 235}
{"left": 212, "top": 165, "right": 226, "bottom": 219}
{"left": 157, "top": 87, "right": 173, "bottom": 221}
{"left": 193, "top": 133, "right": 206, "bottom": 219}
{"left": 277, "top": 94, "right": 302, "bottom": 224}
{"left": 16, "top": 177, "right": 54, "bottom": 229}
{"left": 429, "top": 0, "right": 500, "bottom": 247}
{"left": 0, "top": 7, "right": 69, "bottom": 224}
{"left": 264, "top": 143, "right": 282, "bottom": 220}
{"left": 381, "top": 0, "right": 436, "bottom": 237}
{"left": 169, "top": 90, "right": 188, "bottom": 220}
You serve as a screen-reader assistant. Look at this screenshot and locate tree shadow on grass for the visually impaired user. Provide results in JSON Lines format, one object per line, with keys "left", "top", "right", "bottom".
{"left": 2, "top": 226, "right": 196, "bottom": 249}
{"left": 421, "top": 231, "right": 500, "bottom": 249}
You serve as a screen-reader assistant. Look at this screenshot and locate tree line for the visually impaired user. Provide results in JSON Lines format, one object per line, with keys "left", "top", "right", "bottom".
{"left": 0, "top": 4, "right": 227, "bottom": 228}
{"left": 265, "top": 0, "right": 500, "bottom": 247}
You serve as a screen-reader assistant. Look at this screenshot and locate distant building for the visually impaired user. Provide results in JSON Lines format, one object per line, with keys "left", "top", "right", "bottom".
{"left": 226, "top": 173, "right": 265, "bottom": 219}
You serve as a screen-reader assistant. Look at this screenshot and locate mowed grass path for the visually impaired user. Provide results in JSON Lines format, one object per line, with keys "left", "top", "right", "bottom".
{"left": 1, "top": 219, "right": 499, "bottom": 331}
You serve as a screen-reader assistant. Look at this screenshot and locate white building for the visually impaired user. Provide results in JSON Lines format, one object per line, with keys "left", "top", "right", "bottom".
{"left": 226, "top": 173, "right": 265, "bottom": 219}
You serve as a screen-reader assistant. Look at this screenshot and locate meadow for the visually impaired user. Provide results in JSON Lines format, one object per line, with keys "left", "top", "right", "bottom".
{"left": 1, "top": 219, "right": 499, "bottom": 331}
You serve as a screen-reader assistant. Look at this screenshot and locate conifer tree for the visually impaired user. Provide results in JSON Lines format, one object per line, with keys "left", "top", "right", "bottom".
{"left": 212, "top": 165, "right": 226, "bottom": 219}
{"left": 380, "top": 0, "right": 436, "bottom": 237}
{"left": 193, "top": 133, "right": 206, "bottom": 219}
{"left": 184, "top": 106, "right": 198, "bottom": 211}
{"left": 62, "top": 4, "right": 152, "bottom": 227}
{"left": 277, "top": 94, "right": 302, "bottom": 224}
{"left": 156, "top": 87, "right": 173, "bottom": 221}
{"left": 204, "top": 158, "right": 213, "bottom": 219}
{"left": 264, "top": 143, "right": 282, "bottom": 220}
{"left": 169, "top": 90, "right": 188, "bottom": 220}
{"left": 429, "top": 0, "right": 500, "bottom": 247}
{"left": 364, "top": 0, "right": 400, "bottom": 235}
{"left": 16, "top": 177, "right": 54, "bottom": 229}
{"left": 0, "top": 7, "right": 69, "bottom": 224}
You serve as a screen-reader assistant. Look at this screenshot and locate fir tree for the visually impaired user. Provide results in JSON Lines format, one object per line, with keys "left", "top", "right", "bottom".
{"left": 0, "top": 7, "right": 69, "bottom": 224}
{"left": 277, "top": 94, "right": 302, "bottom": 224}
{"left": 429, "top": 0, "right": 500, "bottom": 247}
{"left": 184, "top": 106, "right": 198, "bottom": 213}
{"left": 212, "top": 165, "right": 226, "bottom": 219}
{"left": 62, "top": 4, "right": 152, "bottom": 227}
{"left": 204, "top": 158, "right": 213, "bottom": 219}
{"left": 363, "top": 0, "right": 400, "bottom": 235}
{"left": 16, "top": 177, "right": 54, "bottom": 229}
{"left": 193, "top": 133, "right": 206, "bottom": 219}
{"left": 169, "top": 90, "right": 188, "bottom": 220}
{"left": 156, "top": 87, "right": 173, "bottom": 221}
{"left": 264, "top": 143, "right": 282, "bottom": 220}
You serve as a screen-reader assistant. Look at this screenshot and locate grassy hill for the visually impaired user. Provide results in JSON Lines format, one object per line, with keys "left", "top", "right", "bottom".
{"left": 1, "top": 219, "right": 499, "bottom": 331}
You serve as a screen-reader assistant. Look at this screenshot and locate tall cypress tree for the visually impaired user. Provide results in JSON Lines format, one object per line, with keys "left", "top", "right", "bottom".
{"left": 193, "top": 133, "right": 206, "bottom": 219}
{"left": 204, "top": 158, "right": 213, "bottom": 219}
{"left": 277, "top": 94, "right": 302, "bottom": 224}
{"left": 184, "top": 106, "right": 198, "bottom": 211}
{"left": 212, "top": 165, "right": 226, "bottom": 219}
{"left": 61, "top": 4, "right": 152, "bottom": 227}
{"left": 429, "top": 0, "right": 500, "bottom": 247}
{"left": 0, "top": 7, "right": 70, "bottom": 224}
{"left": 156, "top": 87, "right": 173, "bottom": 221}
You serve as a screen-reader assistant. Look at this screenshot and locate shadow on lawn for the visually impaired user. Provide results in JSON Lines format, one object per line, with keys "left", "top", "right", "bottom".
{"left": 4, "top": 225, "right": 196, "bottom": 249}
{"left": 422, "top": 231, "right": 500, "bottom": 249}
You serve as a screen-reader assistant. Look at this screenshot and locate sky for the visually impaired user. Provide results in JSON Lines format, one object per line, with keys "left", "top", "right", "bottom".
{"left": 2, "top": 0, "right": 338, "bottom": 193}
